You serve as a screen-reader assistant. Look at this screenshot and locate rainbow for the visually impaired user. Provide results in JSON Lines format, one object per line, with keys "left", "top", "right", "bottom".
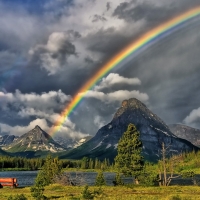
{"left": 49, "top": 6, "right": 200, "bottom": 136}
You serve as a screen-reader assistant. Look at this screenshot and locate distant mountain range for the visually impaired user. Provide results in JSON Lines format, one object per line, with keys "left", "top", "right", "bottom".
{"left": 53, "top": 135, "right": 92, "bottom": 149}
{"left": 0, "top": 98, "right": 200, "bottom": 161}
{"left": 0, "top": 126, "right": 91, "bottom": 158}
{"left": 169, "top": 124, "right": 200, "bottom": 147}
{"left": 60, "top": 98, "right": 199, "bottom": 162}
{"left": 0, "top": 135, "right": 18, "bottom": 146}
{"left": 2, "top": 125, "right": 66, "bottom": 157}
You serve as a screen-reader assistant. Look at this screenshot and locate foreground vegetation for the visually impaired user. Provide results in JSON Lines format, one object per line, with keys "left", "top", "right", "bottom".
{"left": 1, "top": 185, "right": 200, "bottom": 200}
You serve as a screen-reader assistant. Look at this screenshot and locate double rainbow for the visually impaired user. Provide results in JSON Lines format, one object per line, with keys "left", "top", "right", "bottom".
{"left": 50, "top": 6, "right": 200, "bottom": 136}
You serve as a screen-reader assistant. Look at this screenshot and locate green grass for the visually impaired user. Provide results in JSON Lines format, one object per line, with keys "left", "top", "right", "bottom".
{"left": 1, "top": 185, "right": 200, "bottom": 200}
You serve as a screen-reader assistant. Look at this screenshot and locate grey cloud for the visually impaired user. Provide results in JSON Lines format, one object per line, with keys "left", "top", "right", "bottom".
{"left": 119, "top": 20, "right": 200, "bottom": 127}
{"left": 84, "top": 56, "right": 94, "bottom": 64}
{"left": 106, "top": 2, "right": 111, "bottom": 11}
{"left": 113, "top": 0, "right": 200, "bottom": 27}
{"left": 113, "top": 0, "right": 171, "bottom": 25}
{"left": 92, "top": 14, "right": 107, "bottom": 22}
{"left": 29, "top": 31, "right": 79, "bottom": 75}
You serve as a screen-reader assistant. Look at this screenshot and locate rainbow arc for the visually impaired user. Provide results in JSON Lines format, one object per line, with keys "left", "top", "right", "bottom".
{"left": 49, "top": 7, "right": 200, "bottom": 136}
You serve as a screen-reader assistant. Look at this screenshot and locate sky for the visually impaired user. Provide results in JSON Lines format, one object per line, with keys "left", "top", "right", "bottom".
{"left": 0, "top": 0, "right": 200, "bottom": 140}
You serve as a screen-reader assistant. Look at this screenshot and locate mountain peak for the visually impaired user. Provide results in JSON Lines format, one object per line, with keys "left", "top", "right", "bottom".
{"left": 34, "top": 125, "right": 42, "bottom": 130}
{"left": 122, "top": 98, "right": 147, "bottom": 108}
{"left": 62, "top": 98, "right": 199, "bottom": 162}
{"left": 2, "top": 125, "right": 65, "bottom": 154}
{"left": 114, "top": 98, "right": 147, "bottom": 119}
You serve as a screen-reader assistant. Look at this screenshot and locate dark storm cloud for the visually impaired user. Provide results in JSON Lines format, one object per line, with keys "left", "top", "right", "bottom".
{"left": 113, "top": 0, "right": 200, "bottom": 26}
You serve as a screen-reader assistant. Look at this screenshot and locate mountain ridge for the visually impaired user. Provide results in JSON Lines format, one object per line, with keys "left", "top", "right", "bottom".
{"left": 169, "top": 123, "right": 200, "bottom": 147}
{"left": 61, "top": 98, "right": 199, "bottom": 162}
{"left": 2, "top": 125, "right": 66, "bottom": 154}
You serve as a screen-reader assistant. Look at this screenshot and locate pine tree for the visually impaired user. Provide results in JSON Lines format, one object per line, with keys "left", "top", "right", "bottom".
{"left": 115, "top": 123, "right": 144, "bottom": 184}
{"left": 95, "top": 171, "right": 106, "bottom": 186}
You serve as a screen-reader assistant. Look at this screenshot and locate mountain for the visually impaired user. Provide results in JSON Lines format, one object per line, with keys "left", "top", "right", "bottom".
{"left": 53, "top": 135, "right": 93, "bottom": 149}
{"left": 0, "top": 135, "right": 18, "bottom": 146}
{"left": 73, "top": 136, "right": 93, "bottom": 148}
{"left": 61, "top": 98, "right": 199, "bottom": 162}
{"left": 2, "top": 125, "right": 66, "bottom": 156}
{"left": 0, "top": 147, "right": 9, "bottom": 156}
{"left": 169, "top": 124, "right": 200, "bottom": 147}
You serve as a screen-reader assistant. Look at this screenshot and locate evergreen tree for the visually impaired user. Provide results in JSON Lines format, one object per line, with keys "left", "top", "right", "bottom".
{"left": 31, "top": 155, "right": 62, "bottom": 200}
{"left": 115, "top": 123, "right": 144, "bottom": 184}
{"left": 95, "top": 171, "right": 106, "bottom": 186}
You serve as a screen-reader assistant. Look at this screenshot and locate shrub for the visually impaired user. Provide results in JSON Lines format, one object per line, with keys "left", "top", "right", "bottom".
{"left": 30, "top": 185, "right": 47, "bottom": 200}
{"left": 170, "top": 195, "right": 182, "bottom": 200}
{"left": 113, "top": 172, "right": 124, "bottom": 186}
{"left": 82, "top": 185, "right": 94, "bottom": 200}
{"left": 138, "top": 172, "right": 158, "bottom": 186}
{"left": 7, "top": 194, "right": 27, "bottom": 200}
{"left": 95, "top": 171, "right": 106, "bottom": 186}
{"left": 82, "top": 185, "right": 105, "bottom": 200}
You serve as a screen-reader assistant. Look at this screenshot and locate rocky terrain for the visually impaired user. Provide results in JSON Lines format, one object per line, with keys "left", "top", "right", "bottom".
{"left": 169, "top": 124, "right": 200, "bottom": 147}
{"left": 53, "top": 135, "right": 92, "bottom": 149}
{"left": 61, "top": 98, "right": 199, "bottom": 162}
{"left": 0, "top": 135, "right": 18, "bottom": 146}
{"left": 2, "top": 125, "right": 65, "bottom": 154}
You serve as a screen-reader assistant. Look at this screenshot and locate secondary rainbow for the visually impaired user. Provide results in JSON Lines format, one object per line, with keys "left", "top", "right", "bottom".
{"left": 49, "top": 6, "right": 200, "bottom": 136}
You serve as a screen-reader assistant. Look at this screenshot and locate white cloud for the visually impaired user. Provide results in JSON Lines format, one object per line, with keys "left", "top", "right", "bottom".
{"left": 94, "top": 73, "right": 141, "bottom": 91}
{"left": 94, "top": 116, "right": 106, "bottom": 129}
{"left": 0, "top": 89, "right": 88, "bottom": 139}
{"left": 183, "top": 107, "right": 200, "bottom": 126}
{"left": 82, "top": 90, "right": 149, "bottom": 103}
{"left": 79, "top": 73, "right": 148, "bottom": 104}
{"left": 0, "top": 118, "right": 49, "bottom": 136}
{"left": 0, "top": 89, "right": 71, "bottom": 112}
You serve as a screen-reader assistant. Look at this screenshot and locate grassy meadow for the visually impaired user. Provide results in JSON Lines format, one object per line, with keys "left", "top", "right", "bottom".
{"left": 1, "top": 184, "right": 200, "bottom": 200}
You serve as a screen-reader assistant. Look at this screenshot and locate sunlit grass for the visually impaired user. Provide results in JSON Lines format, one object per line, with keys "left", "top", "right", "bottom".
{"left": 1, "top": 185, "right": 200, "bottom": 200}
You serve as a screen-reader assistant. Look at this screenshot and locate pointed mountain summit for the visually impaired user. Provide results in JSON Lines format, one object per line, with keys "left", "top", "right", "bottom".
{"left": 3, "top": 125, "right": 65, "bottom": 154}
{"left": 61, "top": 98, "right": 198, "bottom": 162}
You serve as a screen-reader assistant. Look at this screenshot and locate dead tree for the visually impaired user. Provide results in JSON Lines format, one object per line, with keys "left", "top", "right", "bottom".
{"left": 158, "top": 142, "right": 181, "bottom": 186}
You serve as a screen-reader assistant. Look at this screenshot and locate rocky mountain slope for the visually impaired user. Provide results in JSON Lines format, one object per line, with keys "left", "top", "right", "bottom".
{"left": 53, "top": 135, "right": 92, "bottom": 149}
{"left": 2, "top": 125, "right": 65, "bottom": 154}
{"left": 0, "top": 135, "right": 18, "bottom": 146}
{"left": 169, "top": 124, "right": 200, "bottom": 147}
{"left": 61, "top": 98, "right": 199, "bottom": 162}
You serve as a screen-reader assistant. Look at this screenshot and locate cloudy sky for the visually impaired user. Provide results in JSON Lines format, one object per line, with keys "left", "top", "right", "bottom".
{"left": 0, "top": 0, "right": 200, "bottom": 140}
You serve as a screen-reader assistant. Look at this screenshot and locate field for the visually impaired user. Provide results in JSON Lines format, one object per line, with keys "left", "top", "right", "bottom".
{"left": 1, "top": 184, "right": 200, "bottom": 200}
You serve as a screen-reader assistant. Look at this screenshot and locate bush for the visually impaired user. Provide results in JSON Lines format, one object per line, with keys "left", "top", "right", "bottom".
{"left": 170, "top": 195, "right": 182, "bottom": 200}
{"left": 82, "top": 185, "right": 105, "bottom": 200}
{"left": 30, "top": 185, "right": 47, "bottom": 200}
{"left": 113, "top": 172, "right": 124, "bottom": 186}
{"left": 7, "top": 194, "right": 27, "bottom": 200}
{"left": 138, "top": 173, "right": 158, "bottom": 186}
{"left": 95, "top": 171, "right": 106, "bottom": 186}
{"left": 82, "top": 185, "right": 94, "bottom": 200}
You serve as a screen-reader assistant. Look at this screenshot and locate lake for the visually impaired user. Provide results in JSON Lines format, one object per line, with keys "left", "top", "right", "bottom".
{"left": 0, "top": 171, "right": 197, "bottom": 187}
{"left": 0, "top": 171, "right": 133, "bottom": 187}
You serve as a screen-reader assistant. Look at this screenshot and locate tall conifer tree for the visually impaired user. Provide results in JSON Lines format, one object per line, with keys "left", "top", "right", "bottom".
{"left": 115, "top": 123, "right": 144, "bottom": 184}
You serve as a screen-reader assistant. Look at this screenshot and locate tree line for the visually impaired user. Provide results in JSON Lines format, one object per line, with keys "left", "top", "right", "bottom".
{"left": 0, "top": 155, "right": 111, "bottom": 170}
